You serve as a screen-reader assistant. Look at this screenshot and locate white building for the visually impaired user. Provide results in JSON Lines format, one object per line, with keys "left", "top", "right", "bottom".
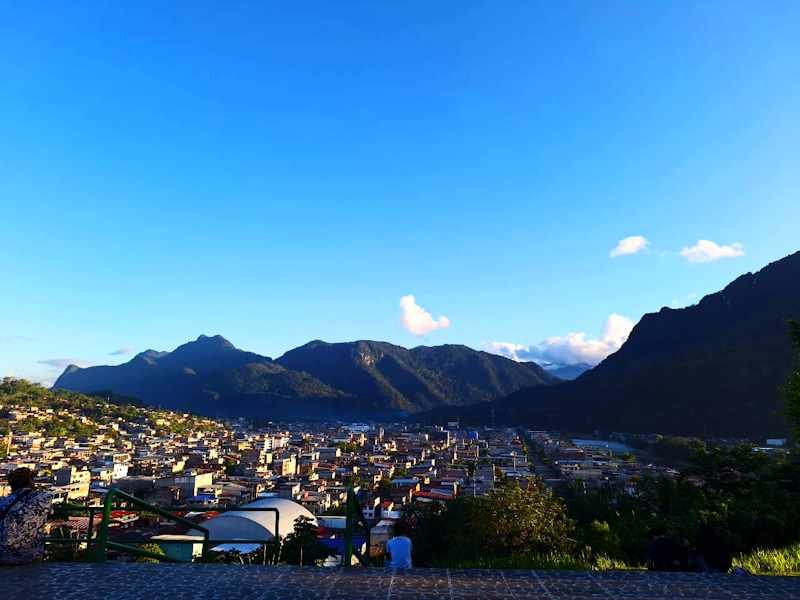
{"left": 196, "top": 497, "right": 316, "bottom": 542}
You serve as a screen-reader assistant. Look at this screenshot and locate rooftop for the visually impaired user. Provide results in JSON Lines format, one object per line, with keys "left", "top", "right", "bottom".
{"left": 7, "top": 563, "right": 797, "bottom": 599}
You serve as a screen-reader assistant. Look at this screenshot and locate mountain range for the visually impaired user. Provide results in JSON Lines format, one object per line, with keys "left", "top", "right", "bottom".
{"left": 422, "top": 251, "right": 800, "bottom": 438}
{"left": 53, "top": 337, "right": 556, "bottom": 420}
{"left": 53, "top": 250, "right": 800, "bottom": 436}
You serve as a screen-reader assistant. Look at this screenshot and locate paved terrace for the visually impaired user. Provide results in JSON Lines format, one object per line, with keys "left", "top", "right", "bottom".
{"left": 2, "top": 563, "right": 798, "bottom": 599}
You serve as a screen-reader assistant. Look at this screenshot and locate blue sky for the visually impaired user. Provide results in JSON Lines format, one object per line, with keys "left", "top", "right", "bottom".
{"left": 1, "top": 2, "right": 799, "bottom": 384}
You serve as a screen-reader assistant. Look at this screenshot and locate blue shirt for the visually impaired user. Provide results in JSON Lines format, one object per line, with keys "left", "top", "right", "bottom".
{"left": 386, "top": 535, "right": 412, "bottom": 569}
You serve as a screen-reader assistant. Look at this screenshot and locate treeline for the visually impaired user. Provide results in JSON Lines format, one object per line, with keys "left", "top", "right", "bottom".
{"left": 1, "top": 378, "right": 143, "bottom": 421}
{"left": 399, "top": 446, "right": 800, "bottom": 571}
{"left": 564, "top": 444, "right": 800, "bottom": 564}
{"left": 0, "top": 378, "right": 219, "bottom": 438}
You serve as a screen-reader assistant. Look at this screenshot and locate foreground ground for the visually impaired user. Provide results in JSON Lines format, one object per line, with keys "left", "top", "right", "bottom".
{"left": 1, "top": 562, "right": 798, "bottom": 599}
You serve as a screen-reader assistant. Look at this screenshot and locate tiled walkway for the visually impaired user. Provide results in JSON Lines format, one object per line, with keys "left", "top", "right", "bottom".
{"left": 1, "top": 562, "right": 797, "bottom": 599}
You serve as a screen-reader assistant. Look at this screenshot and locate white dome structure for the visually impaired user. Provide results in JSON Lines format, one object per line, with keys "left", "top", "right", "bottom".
{"left": 198, "top": 497, "right": 317, "bottom": 542}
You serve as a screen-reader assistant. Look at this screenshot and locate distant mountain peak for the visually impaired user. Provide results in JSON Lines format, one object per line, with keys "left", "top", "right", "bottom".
{"left": 194, "top": 334, "right": 235, "bottom": 348}
{"left": 134, "top": 349, "right": 167, "bottom": 361}
{"left": 542, "top": 362, "right": 592, "bottom": 381}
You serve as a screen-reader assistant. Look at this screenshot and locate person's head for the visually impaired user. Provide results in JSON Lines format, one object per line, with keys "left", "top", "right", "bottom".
{"left": 8, "top": 467, "right": 35, "bottom": 492}
{"left": 393, "top": 520, "right": 406, "bottom": 537}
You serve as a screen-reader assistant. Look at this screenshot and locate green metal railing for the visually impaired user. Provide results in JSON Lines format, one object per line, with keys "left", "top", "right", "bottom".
{"left": 47, "top": 487, "right": 372, "bottom": 567}
{"left": 46, "top": 489, "right": 280, "bottom": 564}
{"left": 94, "top": 488, "right": 210, "bottom": 563}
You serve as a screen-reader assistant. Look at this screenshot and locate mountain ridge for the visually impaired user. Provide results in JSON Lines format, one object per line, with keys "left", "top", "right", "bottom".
{"left": 420, "top": 251, "right": 800, "bottom": 437}
{"left": 54, "top": 336, "right": 556, "bottom": 419}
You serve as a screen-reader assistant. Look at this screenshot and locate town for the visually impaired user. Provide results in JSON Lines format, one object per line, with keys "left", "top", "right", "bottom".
{"left": 4, "top": 377, "right": 771, "bottom": 566}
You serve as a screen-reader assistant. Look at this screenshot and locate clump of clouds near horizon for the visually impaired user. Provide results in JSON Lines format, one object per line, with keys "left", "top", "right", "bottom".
{"left": 610, "top": 236, "right": 746, "bottom": 264}
{"left": 485, "top": 313, "right": 635, "bottom": 366}
{"left": 610, "top": 235, "right": 649, "bottom": 258}
{"left": 680, "top": 240, "right": 745, "bottom": 263}
{"left": 400, "top": 295, "right": 451, "bottom": 336}
{"left": 110, "top": 346, "right": 135, "bottom": 356}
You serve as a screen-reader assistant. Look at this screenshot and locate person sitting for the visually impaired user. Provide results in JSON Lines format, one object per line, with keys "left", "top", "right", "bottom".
{"left": 0, "top": 467, "right": 54, "bottom": 565}
{"left": 695, "top": 523, "right": 732, "bottom": 573}
{"left": 647, "top": 529, "right": 689, "bottom": 571}
{"left": 385, "top": 521, "right": 413, "bottom": 569}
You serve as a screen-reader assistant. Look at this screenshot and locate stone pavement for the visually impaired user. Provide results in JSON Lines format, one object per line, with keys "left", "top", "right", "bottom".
{"left": 1, "top": 562, "right": 798, "bottom": 599}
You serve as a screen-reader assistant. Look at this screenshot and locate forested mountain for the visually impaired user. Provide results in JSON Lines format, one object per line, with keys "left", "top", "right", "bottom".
{"left": 276, "top": 340, "right": 556, "bottom": 413}
{"left": 53, "top": 336, "right": 555, "bottom": 419}
{"left": 422, "top": 251, "right": 800, "bottom": 437}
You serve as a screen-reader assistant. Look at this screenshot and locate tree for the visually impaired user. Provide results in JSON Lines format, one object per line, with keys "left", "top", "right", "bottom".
{"left": 562, "top": 442, "right": 800, "bottom": 564}
{"left": 398, "top": 478, "right": 575, "bottom": 566}
{"left": 493, "top": 465, "right": 504, "bottom": 482}
{"left": 281, "top": 516, "right": 333, "bottom": 566}
{"left": 136, "top": 543, "right": 166, "bottom": 563}
{"left": 786, "top": 320, "right": 800, "bottom": 440}
{"left": 376, "top": 477, "right": 392, "bottom": 499}
{"left": 479, "top": 480, "right": 574, "bottom": 556}
{"left": 466, "top": 460, "right": 476, "bottom": 480}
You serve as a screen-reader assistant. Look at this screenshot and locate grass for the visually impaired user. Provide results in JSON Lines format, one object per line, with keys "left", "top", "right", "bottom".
{"left": 431, "top": 552, "right": 642, "bottom": 571}
{"left": 593, "top": 554, "right": 643, "bottom": 571}
{"left": 432, "top": 552, "right": 591, "bottom": 570}
{"left": 733, "top": 543, "right": 800, "bottom": 576}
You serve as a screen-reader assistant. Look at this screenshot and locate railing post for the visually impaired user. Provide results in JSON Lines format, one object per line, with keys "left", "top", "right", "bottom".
{"left": 200, "top": 529, "right": 209, "bottom": 563}
{"left": 344, "top": 489, "right": 354, "bottom": 568}
{"left": 84, "top": 506, "right": 95, "bottom": 560}
{"left": 273, "top": 511, "right": 281, "bottom": 565}
{"left": 92, "top": 489, "right": 114, "bottom": 563}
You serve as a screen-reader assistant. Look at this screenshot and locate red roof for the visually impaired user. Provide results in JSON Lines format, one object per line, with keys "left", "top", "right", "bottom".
{"left": 413, "top": 491, "right": 454, "bottom": 500}
{"left": 110, "top": 510, "right": 137, "bottom": 519}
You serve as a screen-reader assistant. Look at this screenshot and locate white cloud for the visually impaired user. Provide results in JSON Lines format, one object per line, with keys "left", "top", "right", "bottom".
{"left": 37, "top": 358, "right": 91, "bottom": 370}
{"left": 610, "top": 235, "right": 649, "bottom": 258}
{"left": 484, "top": 313, "right": 635, "bottom": 366}
{"left": 110, "top": 346, "right": 135, "bottom": 356}
{"left": 680, "top": 240, "right": 744, "bottom": 263}
{"left": 483, "top": 342, "right": 531, "bottom": 362}
{"left": 400, "top": 295, "right": 451, "bottom": 336}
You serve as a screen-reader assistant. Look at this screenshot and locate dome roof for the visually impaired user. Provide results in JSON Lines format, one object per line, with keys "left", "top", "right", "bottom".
{"left": 200, "top": 497, "right": 316, "bottom": 541}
